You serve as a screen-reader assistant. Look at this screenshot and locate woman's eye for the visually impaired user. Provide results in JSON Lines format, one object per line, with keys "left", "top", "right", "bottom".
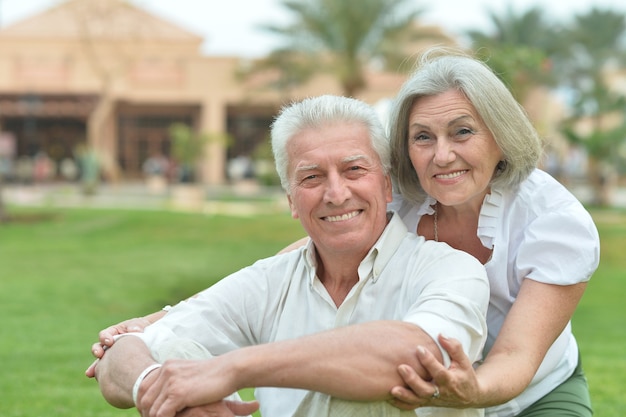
{"left": 412, "top": 133, "right": 431, "bottom": 142}
{"left": 457, "top": 128, "right": 474, "bottom": 136}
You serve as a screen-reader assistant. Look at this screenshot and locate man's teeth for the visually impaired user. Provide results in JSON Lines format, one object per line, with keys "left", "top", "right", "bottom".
{"left": 325, "top": 211, "right": 359, "bottom": 222}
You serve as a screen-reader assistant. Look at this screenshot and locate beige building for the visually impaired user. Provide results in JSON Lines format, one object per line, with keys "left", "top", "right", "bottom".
{"left": 0, "top": 0, "right": 433, "bottom": 185}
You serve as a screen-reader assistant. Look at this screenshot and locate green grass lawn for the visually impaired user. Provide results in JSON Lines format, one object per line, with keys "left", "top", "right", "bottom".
{"left": 0, "top": 206, "right": 623, "bottom": 416}
{"left": 573, "top": 208, "right": 626, "bottom": 416}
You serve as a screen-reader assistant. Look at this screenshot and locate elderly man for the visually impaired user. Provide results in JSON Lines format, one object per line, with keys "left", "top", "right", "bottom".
{"left": 94, "top": 95, "right": 489, "bottom": 417}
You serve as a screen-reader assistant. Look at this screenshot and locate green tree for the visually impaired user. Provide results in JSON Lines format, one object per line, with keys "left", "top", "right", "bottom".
{"left": 558, "top": 7, "right": 626, "bottom": 205}
{"left": 169, "top": 123, "right": 233, "bottom": 183}
{"left": 467, "top": 5, "right": 562, "bottom": 103}
{"left": 243, "top": 0, "right": 441, "bottom": 97}
{"left": 169, "top": 123, "right": 208, "bottom": 183}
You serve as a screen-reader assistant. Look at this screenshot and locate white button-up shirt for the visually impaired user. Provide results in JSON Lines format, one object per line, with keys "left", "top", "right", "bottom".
{"left": 132, "top": 212, "right": 489, "bottom": 417}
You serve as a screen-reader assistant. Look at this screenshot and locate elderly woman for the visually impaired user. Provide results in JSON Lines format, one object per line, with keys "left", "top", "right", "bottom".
{"left": 387, "top": 49, "right": 599, "bottom": 417}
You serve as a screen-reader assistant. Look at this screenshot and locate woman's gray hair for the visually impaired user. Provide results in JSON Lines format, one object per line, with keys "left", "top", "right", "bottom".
{"left": 389, "top": 48, "right": 543, "bottom": 205}
{"left": 271, "top": 95, "right": 390, "bottom": 193}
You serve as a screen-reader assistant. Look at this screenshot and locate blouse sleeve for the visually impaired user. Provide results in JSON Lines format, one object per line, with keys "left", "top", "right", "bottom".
{"left": 515, "top": 204, "right": 600, "bottom": 285}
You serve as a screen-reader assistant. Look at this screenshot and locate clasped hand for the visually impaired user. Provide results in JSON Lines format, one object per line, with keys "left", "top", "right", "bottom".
{"left": 86, "top": 318, "right": 259, "bottom": 416}
{"left": 389, "top": 335, "right": 481, "bottom": 410}
{"left": 86, "top": 316, "right": 153, "bottom": 378}
{"left": 136, "top": 358, "right": 258, "bottom": 417}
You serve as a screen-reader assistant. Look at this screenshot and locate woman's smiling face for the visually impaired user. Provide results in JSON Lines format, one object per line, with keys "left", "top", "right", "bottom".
{"left": 407, "top": 89, "right": 504, "bottom": 208}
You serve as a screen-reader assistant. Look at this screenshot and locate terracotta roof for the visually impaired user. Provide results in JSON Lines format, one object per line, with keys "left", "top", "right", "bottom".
{"left": 0, "top": 0, "right": 203, "bottom": 44}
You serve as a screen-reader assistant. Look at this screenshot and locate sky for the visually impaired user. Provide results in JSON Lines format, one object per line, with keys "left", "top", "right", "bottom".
{"left": 1, "top": 0, "right": 625, "bottom": 58}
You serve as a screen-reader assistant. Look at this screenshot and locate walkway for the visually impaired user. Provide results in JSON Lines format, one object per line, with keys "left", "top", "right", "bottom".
{"left": 2, "top": 181, "right": 290, "bottom": 216}
{"left": 3, "top": 181, "right": 626, "bottom": 213}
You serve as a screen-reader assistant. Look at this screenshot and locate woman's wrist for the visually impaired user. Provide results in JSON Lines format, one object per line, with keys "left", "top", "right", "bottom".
{"left": 472, "top": 365, "right": 515, "bottom": 408}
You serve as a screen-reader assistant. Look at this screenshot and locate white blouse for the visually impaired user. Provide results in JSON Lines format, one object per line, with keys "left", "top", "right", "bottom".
{"left": 390, "top": 168, "right": 600, "bottom": 416}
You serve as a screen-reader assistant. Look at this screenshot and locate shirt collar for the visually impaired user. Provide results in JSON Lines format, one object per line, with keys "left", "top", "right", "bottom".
{"left": 303, "top": 211, "right": 408, "bottom": 285}
{"left": 414, "top": 190, "right": 504, "bottom": 250}
{"left": 361, "top": 211, "right": 408, "bottom": 282}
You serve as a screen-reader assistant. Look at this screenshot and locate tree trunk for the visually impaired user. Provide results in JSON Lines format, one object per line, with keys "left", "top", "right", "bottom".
{"left": 87, "top": 82, "right": 119, "bottom": 183}
{"left": 588, "top": 157, "right": 616, "bottom": 207}
{"left": 0, "top": 177, "right": 9, "bottom": 223}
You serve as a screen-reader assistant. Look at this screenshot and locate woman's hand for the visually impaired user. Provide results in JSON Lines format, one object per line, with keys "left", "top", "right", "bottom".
{"left": 389, "top": 335, "right": 481, "bottom": 410}
{"left": 85, "top": 311, "right": 166, "bottom": 378}
{"left": 96, "top": 316, "right": 155, "bottom": 353}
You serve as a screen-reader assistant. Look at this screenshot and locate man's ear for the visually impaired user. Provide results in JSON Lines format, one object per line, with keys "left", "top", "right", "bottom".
{"left": 385, "top": 175, "right": 393, "bottom": 203}
{"left": 287, "top": 194, "right": 299, "bottom": 219}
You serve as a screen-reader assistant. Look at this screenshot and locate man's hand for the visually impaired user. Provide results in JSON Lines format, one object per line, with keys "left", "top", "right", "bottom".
{"left": 137, "top": 358, "right": 240, "bottom": 417}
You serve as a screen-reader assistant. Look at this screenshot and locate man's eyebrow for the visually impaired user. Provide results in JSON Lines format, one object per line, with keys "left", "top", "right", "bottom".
{"left": 294, "top": 164, "right": 319, "bottom": 173}
{"left": 343, "top": 154, "right": 370, "bottom": 163}
{"left": 293, "top": 155, "right": 372, "bottom": 174}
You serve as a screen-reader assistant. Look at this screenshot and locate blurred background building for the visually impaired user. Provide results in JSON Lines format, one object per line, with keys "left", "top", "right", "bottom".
{"left": 0, "top": 0, "right": 451, "bottom": 185}
{"left": 0, "top": 0, "right": 624, "bottom": 209}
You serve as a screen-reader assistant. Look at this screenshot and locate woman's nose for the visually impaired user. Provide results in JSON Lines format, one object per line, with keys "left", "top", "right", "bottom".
{"left": 433, "top": 139, "right": 456, "bottom": 166}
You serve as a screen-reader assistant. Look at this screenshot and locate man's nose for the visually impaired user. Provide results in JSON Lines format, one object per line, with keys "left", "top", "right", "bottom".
{"left": 323, "top": 173, "right": 351, "bottom": 205}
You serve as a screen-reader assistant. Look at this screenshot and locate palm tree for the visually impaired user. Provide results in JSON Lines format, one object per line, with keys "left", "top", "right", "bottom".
{"left": 244, "top": 0, "right": 440, "bottom": 97}
{"left": 559, "top": 8, "right": 626, "bottom": 108}
{"left": 467, "top": 5, "right": 562, "bottom": 103}
{"left": 470, "top": 5, "right": 563, "bottom": 50}
{"left": 468, "top": 6, "right": 626, "bottom": 206}
{"left": 558, "top": 7, "right": 626, "bottom": 205}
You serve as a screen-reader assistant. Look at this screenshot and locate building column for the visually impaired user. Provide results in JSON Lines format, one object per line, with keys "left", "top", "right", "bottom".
{"left": 87, "top": 94, "right": 120, "bottom": 182}
{"left": 199, "top": 101, "right": 226, "bottom": 185}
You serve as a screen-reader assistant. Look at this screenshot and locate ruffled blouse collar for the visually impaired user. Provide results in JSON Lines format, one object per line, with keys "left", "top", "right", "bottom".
{"left": 477, "top": 188, "right": 503, "bottom": 249}
{"left": 414, "top": 188, "right": 504, "bottom": 249}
